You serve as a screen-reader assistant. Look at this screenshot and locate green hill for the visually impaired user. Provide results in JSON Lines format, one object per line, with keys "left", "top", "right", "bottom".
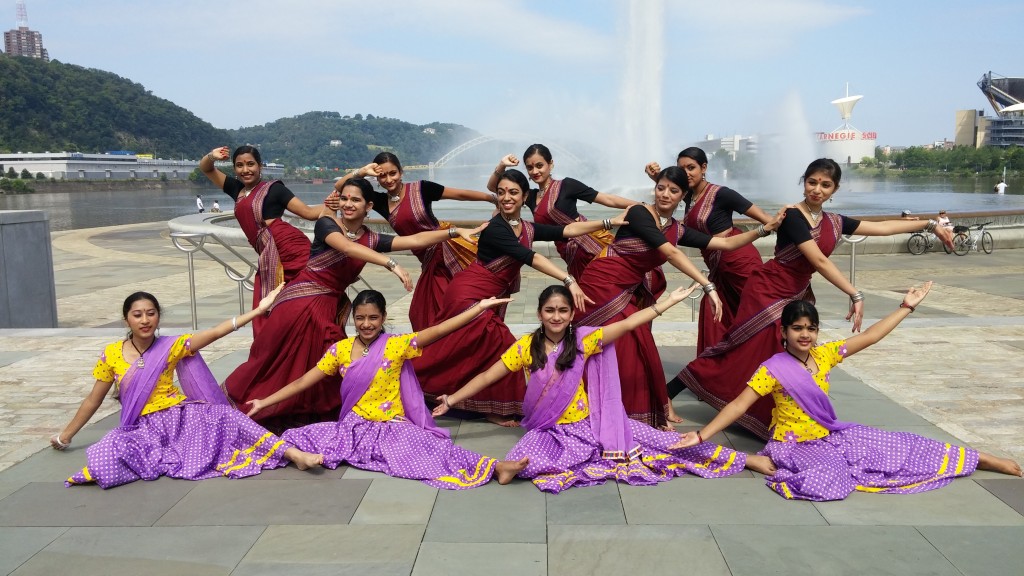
{"left": 0, "top": 56, "right": 230, "bottom": 157}
{"left": 228, "top": 111, "right": 479, "bottom": 170}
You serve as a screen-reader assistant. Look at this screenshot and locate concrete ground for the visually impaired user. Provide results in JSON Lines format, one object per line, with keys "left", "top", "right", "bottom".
{"left": 0, "top": 221, "right": 1022, "bottom": 575}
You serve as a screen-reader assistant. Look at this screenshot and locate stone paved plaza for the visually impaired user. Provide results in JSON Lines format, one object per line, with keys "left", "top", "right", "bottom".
{"left": 0, "top": 221, "right": 1022, "bottom": 575}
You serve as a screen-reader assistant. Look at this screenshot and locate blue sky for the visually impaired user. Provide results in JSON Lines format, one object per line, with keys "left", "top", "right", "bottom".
{"left": 15, "top": 0, "right": 1024, "bottom": 153}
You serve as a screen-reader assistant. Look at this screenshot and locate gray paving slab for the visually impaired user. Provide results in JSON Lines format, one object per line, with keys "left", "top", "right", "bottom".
{"left": 424, "top": 480, "right": 546, "bottom": 543}
{"left": 812, "top": 479, "right": 1024, "bottom": 526}
{"left": 413, "top": 542, "right": 547, "bottom": 576}
{"left": 548, "top": 524, "right": 730, "bottom": 575}
{"left": 659, "top": 345, "right": 694, "bottom": 379}
{"left": 0, "top": 352, "right": 38, "bottom": 368}
{"left": 619, "top": 478, "right": 827, "bottom": 526}
{"left": 829, "top": 399, "right": 933, "bottom": 426}
{"left": 712, "top": 524, "right": 962, "bottom": 576}
{"left": 545, "top": 481, "right": 626, "bottom": 525}
{"left": 0, "top": 527, "right": 66, "bottom": 576}
{"left": 350, "top": 477, "right": 438, "bottom": 524}
{"left": 975, "top": 478, "right": 1024, "bottom": 515}
{"left": 235, "top": 524, "right": 424, "bottom": 576}
{"left": 154, "top": 479, "right": 371, "bottom": 526}
{"left": 1002, "top": 340, "right": 1024, "bottom": 352}
{"left": 10, "top": 526, "right": 265, "bottom": 576}
{"left": 451, "top": 419, "right": 526, "bottom": 459}
{"left": 0, "top": 413, "right": 119, "bottom": 485}
{"left": 0, "top": 479, "right": 194, "bottom": 527}
{"left": 917, "top": 525, "right": 1024, "bottom": 576}
{"left": 0, "top": 483, "right": 21, "bottom": 502}
{"left": 205, "top": 349, "right": 249, "bottom": 382}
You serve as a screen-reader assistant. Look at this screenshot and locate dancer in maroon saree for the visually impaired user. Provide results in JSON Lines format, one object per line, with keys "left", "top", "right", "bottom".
{"left": 225, "top": 178, "right": 483, "bottom": 432}
{"left": 412, "top": 170, "right": 627, "bottom": 425}
{"left": 485, "top": 144, "right": 636, "bottom": 280}
{"left": 200, "top": 145, "right": 334, "bottom": 336}
{"left": 676, "top": 158, "right": 955, "bottom": 440}
{"left": 333, "top": 152, "right": 497, "bottom": 331}
{"left": 646, "top": 147, "right": 773, "bottom": 354}
{"left": 575, "top": 166, "right": 783, "bottom": 429}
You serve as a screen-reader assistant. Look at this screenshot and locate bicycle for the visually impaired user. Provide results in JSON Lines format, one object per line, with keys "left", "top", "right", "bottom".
{"left": 951, "top": 222, "right": 994, "bottom": 256}
{"left": 907, "top": 231, "right": 951, "bottom": 255}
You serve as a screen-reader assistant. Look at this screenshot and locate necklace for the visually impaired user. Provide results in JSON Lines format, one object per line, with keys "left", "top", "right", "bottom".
{"left": 655, "top": 210, "right": 670, "bottom": 228}
{"left": 504, "top": 215, "right": 521, "bottom": 227}
{"left": 544, "top": 333, "right": 564, "bottom": 352}
{"left": 129, "top": 337, "right": 154, "bottom": 368}
{"left": 356, "top": 333, "right": 381, "bottom": 357}
{"left": 339, "top": 220, "right": 359, "bottom": 240}
{"left": 786, "top": 349, "right": 814, "bottom": 374}
{"left": 388, "top": 186, "right": 402, "bottom": 203}
{"left": 803, "top": 202, "right": 822, "bottom": 224}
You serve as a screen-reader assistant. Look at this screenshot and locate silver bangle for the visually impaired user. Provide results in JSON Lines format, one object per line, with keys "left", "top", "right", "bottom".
{"left": 702, "top": 282, "right": 717, "bottom": 294}
{"left": 563, "top": 275, "right": 576, "bottom": 287}
{"left": 231, "top": 316, "right": 238, "bottom": 332}
{"left": 850, "top": 290, "right": 864, "bottom": 303}
{"left": 53, "top": 434, "right": 69, "bottom": 448}
{"left": 756, "top": 224, "right": 771, "bottom": 237}
{"left": 448, "top": 226, "right": 459, "bottom": 238}
{"left": 603, "top": 218, "right": 613, "bottom": 230}
{"left": 385, "top": 258, "right": 398, "bottom": 271}
{"left": 924, "top": 219, "right": 937, "bottom": 233}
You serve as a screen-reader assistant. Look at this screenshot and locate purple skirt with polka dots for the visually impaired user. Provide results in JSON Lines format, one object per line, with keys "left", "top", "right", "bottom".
{"left": 66, "top": 402, "right": 291, "bottom": 489}
{"left": 759, "top": 424, "right": 979, "bottom": 501}
{"left": 506, "top": 419, "right": 747, "bottom": 493}
{"left": 281, "top": 411, "right": 498, "bottom": 490}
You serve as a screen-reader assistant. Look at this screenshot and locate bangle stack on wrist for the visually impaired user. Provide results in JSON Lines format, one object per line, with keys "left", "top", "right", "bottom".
{"left": 756, "top": 224, "right": 771, "bottom": 237}
{"left": 850, "top": 290, "right": 865, "bottom": 303}
{"left": 563, "top": 275, "right": 576, "bottom": 287}
{"left": 702, "top": 282, "right": 717, "bottom": 295}
{"left": 385, "top": 258, "right": 398, "bottom": 271}
{"left": 924, "top": 219, "right": 938, "bottom": 233}
{"left": 602, "top": 218, "right": 613, "bottom": 230}
{"left": 448, "top": 226, "right": 459, "bottom": 238}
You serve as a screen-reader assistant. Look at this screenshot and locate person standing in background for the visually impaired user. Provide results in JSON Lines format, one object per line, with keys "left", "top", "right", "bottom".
{"left": 196, "top": 194, "right": 205, "bottom": 213}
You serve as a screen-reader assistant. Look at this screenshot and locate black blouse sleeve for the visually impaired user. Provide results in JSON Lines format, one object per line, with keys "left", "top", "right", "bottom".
{"left": 777, "top": 208, "right": 813, "bottom": 246}
{"left": 477, "top": 216, "right": 537, "bottom": 265}
{"left": 716, "top": 187, "right": 754, "bottom": 215}
{"left": 677, "top": 226, "right": 713, "bottom": 250}
{"left": 221, "top": 176, "right": 243, "bottom": 201}
{"left": 533, "top": 222, "right": 567, "bottom": 242}
{"left": 620, "top": 205, "right": 671, "bottom": 248}
{"left": 260, "top": 182, "right": 297, "bottom": 220}
{"left": 310, "top": 217, "right": 342, "bottom": 255}
{"left": 420, "top": 180, "right": 445, "bottom": 202}
{"left": 367, "top": 189, "right": 390, "bottom": 219}
{"left": 374, "top": 233, "right": 395, "bottom": 253}
{"left": 840, "top": 215, "right": 861, "bottom": 235}
{"left": 560, "top": 178, "right": 599, "bottom": 204}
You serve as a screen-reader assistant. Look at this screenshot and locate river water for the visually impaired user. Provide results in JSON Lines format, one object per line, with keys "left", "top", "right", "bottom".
{"left": 2, "top": 169, "right": 1022, "bottom": 231}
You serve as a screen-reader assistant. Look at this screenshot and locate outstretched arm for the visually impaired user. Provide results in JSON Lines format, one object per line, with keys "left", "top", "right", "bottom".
{"left": 441, "top": 187, "right": 499, "bottom": 206}
{"left": 601, "top": 285, "right": 697, "bottom": 343}
{"left": 660, "top": 244, "right": 723, "bottom": 322}
{"left": 432, "top": 359, "right": 512, "bottom": 417}
{"left": 705, "top": 207, "right": 785, "bottom": 251}
{"left": 744, "top": 204, "right": 774, "bottom": 225}
{"left": 51, "top": 379, "right": 113, "bottom": 450}
{"left": 415, "top": 297, "right": 513, "bottom": 347}
{"left": 188, "top": 284, "right": 284, "bottom": 351}
{"left": 199, "top": 146, "right": 229, "bottom": 189}
{"left": 333, "top": 163, "right": 380, "bottom": 193}
{"left": 670, "top": 387, "right": 762, "bottom": 449}
{"left": 285, "top": 195, "right": 335, "bottom": 222}
{"left": 592, "top": 192, "right": 638, "bottom": 210}
{"left": 246, "top": 365, "right": 328, "bottom": 417}
{"left": 843, "top": 282, "right": 932, "bottom": 357}
{"left": 854, "top": 218, "right": 953, "bottom": 247}
{"left": 561, "top": 209, "right": 628, "bottom": 238}
{"left": 529, "top": 253, "right": 594, "bottom": 312}
{"left": 323, "top": 230, "right": 413, "bottom": 291}
{"left": 389, "top": 222, "right": 485, "bottom": 252}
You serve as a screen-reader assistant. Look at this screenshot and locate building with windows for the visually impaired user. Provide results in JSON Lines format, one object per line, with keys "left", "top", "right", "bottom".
{"left": 0, "top": 152, "right": 283, "bottom": 181}
{"left": 958, "top": 72, "right": 1024, "bottom": 148}
{"left": 2, "top": 2, "right": 48, "bottom": 61}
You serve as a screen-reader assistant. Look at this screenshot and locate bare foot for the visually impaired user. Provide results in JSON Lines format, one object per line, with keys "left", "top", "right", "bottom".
{"left": 666, "top": 407, "right": 684, "bottom": 424}
{"left": 745, "top": 454, "right": 777, "bottom": 475}
{"left": 978, "top": 452, "right": 1023, "bottom": 477}
{"left": 285, "top": 447, "right": 324, "bottom": 471}
{"left": 660, "top": 423, "right": 678, "bottom": 432}
{"left": 495, "top": 457, "right": 529, "bottom": 484}
{"left": 485, "top": 414, "right": 520, "bottom": 427}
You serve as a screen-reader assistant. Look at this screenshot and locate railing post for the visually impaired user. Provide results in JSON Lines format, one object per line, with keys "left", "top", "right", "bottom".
{"left": 170, "top": 232, "right": 207, "bottom": 330}
{"left": 842, "top": 235, "right": 867, "bottom": 286}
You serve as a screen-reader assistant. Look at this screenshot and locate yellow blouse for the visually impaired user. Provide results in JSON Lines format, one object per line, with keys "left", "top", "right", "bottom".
{"left": 316, "top": 333, "right": 421, "bottom": 421}
{"left": 747, "top": 340, "right": 847, "bottom": 442}
{"left": 92, "top": 334, "right": 193, "bottom": 416}
{"left": 501, "top": 328, "right": 604, "bottom": 424}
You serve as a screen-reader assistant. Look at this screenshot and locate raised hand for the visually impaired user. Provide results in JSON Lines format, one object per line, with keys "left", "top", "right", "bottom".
{"left": 256, "top": 284, "right": 285, "bottom": 314}
{"left": 208, "top": 146, "right": 230, "bottom": 161}
{"left": 665, "top": 284, "right": 698, "bottom": 306}
{"left": 500, "top": 154, "right": 519, "bottom": 168}
{"left": 357, "top": 163, "right": 381, "bottom": 178}
{"left": 324, "top": 190, "right": 341, "bottom": 211}
{"left": 902, "top": 280, "right": 933, "bottom": 309}
{"left": 765, "top": 207, "right": 787, "bottom": 232}
{"left": 645, "top": 161, "right": 661, "bottom": 178}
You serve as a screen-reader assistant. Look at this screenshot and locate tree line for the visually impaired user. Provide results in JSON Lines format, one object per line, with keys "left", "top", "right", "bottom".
{"left": 859, "top": 145, "right": 1021, "bottom": 177}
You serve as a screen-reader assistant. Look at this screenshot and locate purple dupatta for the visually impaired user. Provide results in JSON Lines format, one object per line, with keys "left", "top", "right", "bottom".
{"left": 337, "top": 333, "right": 449, "bottom": 439}
{"left": 761, "top": 351, "right": 855, "bottom": 432}
{"left": 117, "top": 335, "right": 230, "bottom": 427}
{"left": 520, "top": 327, "right": 638, "bottom": 461}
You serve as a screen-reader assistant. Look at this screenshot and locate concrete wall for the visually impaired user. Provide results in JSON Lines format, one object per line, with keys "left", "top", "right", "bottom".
{"left": 0, "top": 211, "right": 58, "bottom": 328}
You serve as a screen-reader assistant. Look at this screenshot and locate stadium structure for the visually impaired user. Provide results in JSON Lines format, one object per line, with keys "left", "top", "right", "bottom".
{"left": 957, "top": 72, "right": 1024, "bottom": 148}
{"left": 816, "top": 84, "right": 877, "bottom": 165}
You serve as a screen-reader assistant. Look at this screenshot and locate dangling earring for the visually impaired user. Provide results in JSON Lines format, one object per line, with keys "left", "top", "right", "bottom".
{"left": 781, "top": 338, "right": 787, "bottom": 348}
{"left": 702, "top": 173, "right": 707, "bottom": 182}
{"left": 126, "top": 329, "right": 133, "bottom": 340}
{"left": 829, "top": 197, "right": 833, "bottom": 203}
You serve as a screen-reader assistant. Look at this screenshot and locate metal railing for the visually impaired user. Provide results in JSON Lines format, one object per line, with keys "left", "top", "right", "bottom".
{"left": 840, "top": 234, "right": 867, "bottom": 286}
{"left": 170, "top": 232, "right": 257, "bottom": 330}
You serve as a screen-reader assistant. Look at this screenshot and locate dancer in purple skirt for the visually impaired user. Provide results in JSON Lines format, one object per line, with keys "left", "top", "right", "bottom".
{"left": 432, "top": 284, "right": 777, "bottom": 494}
{"left": 245, "top": 290, "right": 530, "bottom": 489}
{"left": 53, "top": 287, "right": 324, "bottom": 489}
{"left": 672, "top": 282, "right": 1023, "bottom": 501}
